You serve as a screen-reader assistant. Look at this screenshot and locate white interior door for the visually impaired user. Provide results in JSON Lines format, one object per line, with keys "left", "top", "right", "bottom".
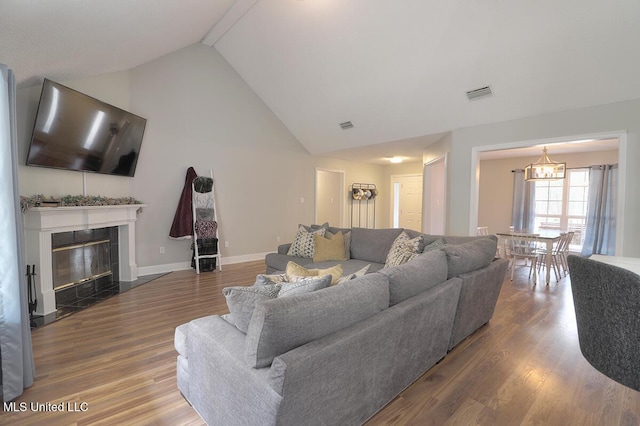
{"left": 391, "top": 174, "right": 423, "bottom": 231}
{"left": 315, "top": 169, "right": 344, "bottom": 227}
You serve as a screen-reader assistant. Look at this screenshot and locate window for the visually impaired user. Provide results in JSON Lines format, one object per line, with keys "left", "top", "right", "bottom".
{"left": 533, "top": 169, "right": 589, "bottom": 251}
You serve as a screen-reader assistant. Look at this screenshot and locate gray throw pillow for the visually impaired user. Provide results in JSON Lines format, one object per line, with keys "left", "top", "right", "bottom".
{"left": 222, "top": 284, "right": 281, "bottom": 333}
{"left": 278, "top": 275, "right": 332, "bottom": 297}
{"left": 443, "top": 237, "right": 498, "bottom": 279}
{"left": 422, "top": 238, "right": 445, "bottom": 253}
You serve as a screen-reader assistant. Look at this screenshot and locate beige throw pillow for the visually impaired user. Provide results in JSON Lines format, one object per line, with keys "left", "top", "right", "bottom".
{"left": 313, "top": 231, "right": 347, "bottom": 262}
{"left": 286, "top": 261, "right": 343, "bottom": 285}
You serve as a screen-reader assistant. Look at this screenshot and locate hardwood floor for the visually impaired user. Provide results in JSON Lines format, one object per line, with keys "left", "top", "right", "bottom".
{"left": 3, "top": 260, "right": 640, "bottom": 425}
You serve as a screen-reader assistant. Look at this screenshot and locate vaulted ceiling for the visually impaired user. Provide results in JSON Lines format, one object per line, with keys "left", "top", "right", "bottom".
{"left": 2, "top": 0, "right": 639, "bottom": 163}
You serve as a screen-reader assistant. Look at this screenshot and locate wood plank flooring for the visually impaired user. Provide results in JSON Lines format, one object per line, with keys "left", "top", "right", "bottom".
{"left": 3, "top": 260, "right": 640, "bottom": 425}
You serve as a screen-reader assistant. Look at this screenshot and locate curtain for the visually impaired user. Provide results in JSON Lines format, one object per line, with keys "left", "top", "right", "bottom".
{"left": 511, "top": 169, "right": 536, "bottom": 232}
{"left": 581, "top": 164, "right": 617, "bottom": 257}
{"left": 0, "top": 64, "right": 35, "bottom": 401}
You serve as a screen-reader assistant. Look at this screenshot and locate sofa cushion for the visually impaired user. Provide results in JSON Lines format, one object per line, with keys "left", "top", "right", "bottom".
{"left": 380, "top": 249, "right": 448, "bottom": 306}
{"left": 223, "top": 284, "right": 282, "bottom": 333}
{"left": 313, "top": 231, "right": 348, "bottom": 262}
{"left": 287, "top": 225, "right": 326, "bottom": 258}
{"left": 286, "top": 261, "right": 343, "bottom": 285}
{"left": 443, "top": 237, "right": 498, "bottom": 279}
{"left": 350, "top": 228, "right": 403, "bottom": 263}
{"left": 385, "top": 231, "right": 425, "bottom": 267}
{"left": 245, "top": 274, "right": 390, "bottom": 368}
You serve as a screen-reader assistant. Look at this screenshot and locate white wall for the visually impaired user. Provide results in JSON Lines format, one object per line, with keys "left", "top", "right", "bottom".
{"left": 429, "top": 99, "right": 640, "bottom": 256}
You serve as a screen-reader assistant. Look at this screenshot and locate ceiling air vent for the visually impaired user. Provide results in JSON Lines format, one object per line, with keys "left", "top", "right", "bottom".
{"left": 339, "top": 121, "right": 354, "bottom": 130}
{"left": 466, "top": 86, "right": 494, "bottom": 101}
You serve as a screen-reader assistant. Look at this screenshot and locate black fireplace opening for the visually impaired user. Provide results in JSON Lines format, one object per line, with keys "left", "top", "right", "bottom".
{"left": 51, "top": 227, "right": 120, "bottom": 318}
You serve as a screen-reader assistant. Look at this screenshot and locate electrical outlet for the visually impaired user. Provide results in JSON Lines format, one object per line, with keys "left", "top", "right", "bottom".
{"left": 224, "top": 241, "right": 229, "bottom": 248}
{"left": 159, "top": 247, "right": 165, "bottom": 254}
{"left": 299, "top": 197, "right": 305, "bottom": 203}
{"left": 276, "top": 236, "right": 281, "bottom": 243}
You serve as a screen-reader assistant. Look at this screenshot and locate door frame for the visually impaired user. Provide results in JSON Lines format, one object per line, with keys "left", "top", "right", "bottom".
{"left": 469, "top": 130, "right": 626, "bottom": 255}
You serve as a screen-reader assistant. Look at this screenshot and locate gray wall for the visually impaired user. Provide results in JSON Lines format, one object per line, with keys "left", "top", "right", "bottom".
{"left": 16, "top": 44, "right": 393, "bottom": 274}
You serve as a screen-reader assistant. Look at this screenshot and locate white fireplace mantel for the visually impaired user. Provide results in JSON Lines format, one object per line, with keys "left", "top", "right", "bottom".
{"left": 23, "top": 204, "right": 146, "bottom": 316}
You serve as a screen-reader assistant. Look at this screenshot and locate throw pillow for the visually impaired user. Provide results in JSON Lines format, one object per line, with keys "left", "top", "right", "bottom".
{"left": 222, "top": 284, "right": 282, "bottom": 333}
{"left": 313, "top": 231, "right": 347, "bottom": 262}
{"left": 335, "top": 263, "right": 371, "bottom": 285}
{"left": 302, "top": 222, "right": 329, "bottom": 232}
{"left": 278, "top": 275, "right": 332, "bottom": 297}
{"left": 422, "top": 238, "right": 445, "bottom": 253}
{"left": 286, "top": 261, "right": 344, "bottom": 285}
{"left": 254, "top": 273, "right": 288, "bottom": 285}
{"left": 287, "top": 225, "right": 326, "bottom": 258}
{"left": 384, "top": 231, "right": 425, "bottom": 268}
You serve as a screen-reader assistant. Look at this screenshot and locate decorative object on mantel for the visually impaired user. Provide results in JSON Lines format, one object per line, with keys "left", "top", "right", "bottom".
{"left": 524, "top": 146, "right": 566, "bottom": 181}
{"left": 351, "top": 183, "right": 377, "bottom": 228}
{"left": 20, "top": 194, "right": 143, "bottom": 212}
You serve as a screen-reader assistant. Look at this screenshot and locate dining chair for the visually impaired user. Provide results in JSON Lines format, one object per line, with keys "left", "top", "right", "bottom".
{"left": 535, "top": 231, "right": 574, "bottom": 280}
{"left": 477, "top": 226, "right": 489, "bottom": 236}
{"left": 504, "top": 235, "right": 539, "bottom": 283}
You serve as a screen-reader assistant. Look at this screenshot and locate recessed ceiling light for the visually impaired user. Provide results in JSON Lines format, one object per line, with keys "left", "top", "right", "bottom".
{"left": 389, "top": 156, "right": 403, "bottom": 164}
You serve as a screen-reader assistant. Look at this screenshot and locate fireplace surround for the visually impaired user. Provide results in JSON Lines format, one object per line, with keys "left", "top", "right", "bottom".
{"left": 23, "top": 204, "right": 145, "bottom": 316}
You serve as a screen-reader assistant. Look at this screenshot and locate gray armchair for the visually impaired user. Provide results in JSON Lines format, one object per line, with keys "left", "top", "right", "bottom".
{"left": 567, "top": 255, "right": 640, "bottom": 392}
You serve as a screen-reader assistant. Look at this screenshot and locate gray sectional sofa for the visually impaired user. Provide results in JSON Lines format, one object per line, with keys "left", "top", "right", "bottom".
{"left": 175, "top": 226, "right": 508, "bottom": 425}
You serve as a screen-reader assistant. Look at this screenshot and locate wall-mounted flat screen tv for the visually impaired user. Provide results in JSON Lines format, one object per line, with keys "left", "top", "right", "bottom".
{"left": 26, "top": 79, "right": 147, "bottom": 177}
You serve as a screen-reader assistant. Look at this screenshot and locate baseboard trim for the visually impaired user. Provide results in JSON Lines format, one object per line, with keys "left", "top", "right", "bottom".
{"left": 138, "top": 252, "right": 269, "bottom": 277}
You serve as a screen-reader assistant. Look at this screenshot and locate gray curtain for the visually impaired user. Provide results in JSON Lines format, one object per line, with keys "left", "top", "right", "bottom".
{"left": 0, "top": 64, "right": 35, "bottom": 401}
{"left": 511, "top": 169, "right": 536, "bottom": 232}
{"left": 581, "top": 164, "right": 617, "bottom": 257}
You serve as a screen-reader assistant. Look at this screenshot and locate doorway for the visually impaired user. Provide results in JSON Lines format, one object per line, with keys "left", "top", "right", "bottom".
{"left": 315, "top": 169, "right": 345, "bottom": 227}
{"left": 391, "top": 174, "right": 423, "bottom": 232}
{"left": 470, "top": 132, "right": 626, "bottom": 254}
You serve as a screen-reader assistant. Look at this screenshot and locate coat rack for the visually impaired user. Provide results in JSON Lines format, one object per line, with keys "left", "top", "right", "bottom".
{"left": 351, "top": 183, "right": 377, "bottom": 228}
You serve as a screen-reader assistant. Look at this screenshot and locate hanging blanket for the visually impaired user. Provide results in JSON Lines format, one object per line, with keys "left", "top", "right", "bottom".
{"left": 169, "top": 167, "right": 198, "bottom": 239}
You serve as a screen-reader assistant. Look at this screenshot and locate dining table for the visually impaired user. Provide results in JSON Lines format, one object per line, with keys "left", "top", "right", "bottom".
{"left": 496, "top": 230, "right": 563, "bottom": 285}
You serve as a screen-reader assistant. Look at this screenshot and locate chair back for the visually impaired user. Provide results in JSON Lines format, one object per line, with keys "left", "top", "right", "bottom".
{"left": 567, "top": 255, "right": 640, "bottom": 391}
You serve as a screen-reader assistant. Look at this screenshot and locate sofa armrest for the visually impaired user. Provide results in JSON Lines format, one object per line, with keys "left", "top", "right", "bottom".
{"left": 277, "top": 243, "right": 292, "bottom": 255}
{"left": 186, "top": 315, "right": 282, "bottom": 426}
{"left": 448, "top": 257, "right": 508, "bottom": 350}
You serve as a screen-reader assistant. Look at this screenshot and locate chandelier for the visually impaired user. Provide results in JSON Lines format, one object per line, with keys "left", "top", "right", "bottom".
{"left": 525, "top": 147, "right": 566, "bottom": 181}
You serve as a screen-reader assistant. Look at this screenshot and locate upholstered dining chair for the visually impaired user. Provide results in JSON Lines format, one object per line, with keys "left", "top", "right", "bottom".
{"left": 567, "top": 255, "right": 640, "bottom": 392}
